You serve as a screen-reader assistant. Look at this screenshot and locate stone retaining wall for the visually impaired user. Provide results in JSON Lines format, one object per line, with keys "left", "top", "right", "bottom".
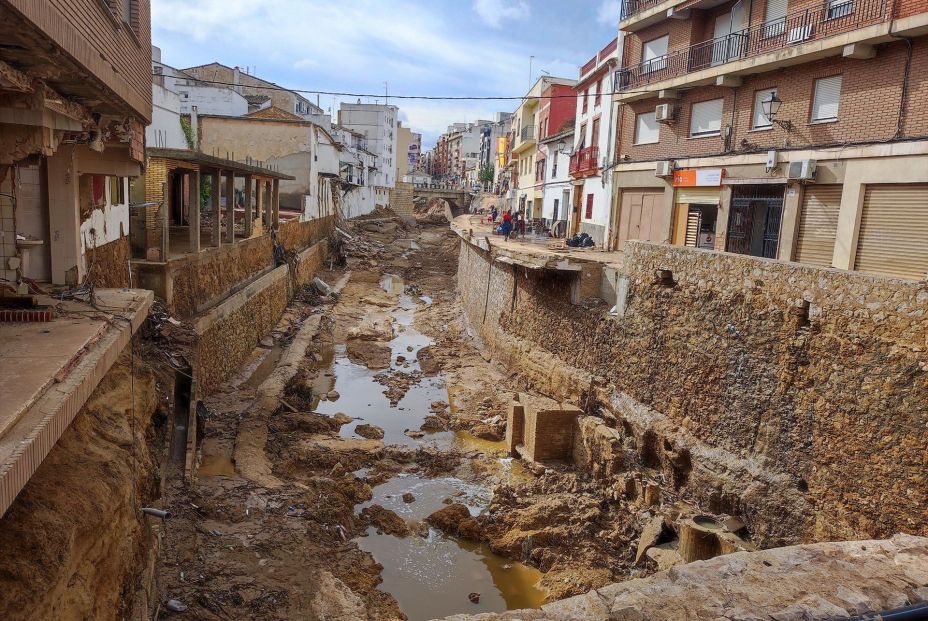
{"left": 457, "top": 237, "right": 928, "bottom": 545}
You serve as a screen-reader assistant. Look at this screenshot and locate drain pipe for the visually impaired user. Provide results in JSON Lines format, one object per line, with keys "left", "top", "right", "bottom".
{"left": 827, "top": 602, "right": 928, "bottom": 621}
{"left": 142, "top": 507, "right": 172, "bottom": 520}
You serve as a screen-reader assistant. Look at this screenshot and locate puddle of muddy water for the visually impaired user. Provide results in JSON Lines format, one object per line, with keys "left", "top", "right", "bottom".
{"left": 312, "top": 287, "right": 544, "bottom": 618}
{"left": 242, "top": 343, "right": 283, "bottom": 389}
{"left": 357, "top": 475, "right": 546, "bottom": 621}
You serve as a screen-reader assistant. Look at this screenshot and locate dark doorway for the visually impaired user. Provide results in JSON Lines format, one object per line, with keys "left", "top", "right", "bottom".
{"left": 725, "top": 185, "right": 785, "bottom": 258}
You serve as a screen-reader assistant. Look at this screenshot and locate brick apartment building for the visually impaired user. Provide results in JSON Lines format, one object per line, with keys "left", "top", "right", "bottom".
{"left": 0, "top": 0, "right": 152, "bottom": 287}
{"left": 610, "top": 0, "right": 928, "bottom": 279}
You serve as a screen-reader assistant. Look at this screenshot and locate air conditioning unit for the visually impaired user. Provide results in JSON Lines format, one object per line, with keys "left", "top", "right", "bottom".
{"left": 787, "top": 159, "right": 817, "bottom": 181}
{"left": 655, "top": 160, "right": 674, "bottom": 177}
{"left": 655, "top": 103, "right": 676, "bottom": 123}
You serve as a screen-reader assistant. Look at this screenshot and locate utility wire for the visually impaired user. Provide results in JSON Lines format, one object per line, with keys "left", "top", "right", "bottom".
{"left": 153, "top": 75, "right": 649, "bottom": 100}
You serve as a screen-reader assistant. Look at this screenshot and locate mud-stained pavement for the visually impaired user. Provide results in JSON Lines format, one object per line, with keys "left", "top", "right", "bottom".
{"left": 155, "top": 210, "right": 643, "bottom": 620}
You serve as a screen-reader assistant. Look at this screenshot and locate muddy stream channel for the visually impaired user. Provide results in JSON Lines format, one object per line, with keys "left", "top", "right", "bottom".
{"left": 308, "top": 275, "right": 543, "bottom": 620}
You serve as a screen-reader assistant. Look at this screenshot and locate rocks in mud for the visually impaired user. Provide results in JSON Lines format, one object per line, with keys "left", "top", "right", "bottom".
{"left": 376, "top": 369, "right": 423, "bottom": 406}
{"left": 269, "top": 412, "right": 342, "bottom": 435}
{"left": 355, "top": 424, "right": 385, "bottom": 440}
{"left": 327, "top": 390, "right": 340, "bottom": 401}
{"left": 468, "top": 592, "right": 480, "bottom": 604}
{"left": 635, "top": 515, "right": 670, "bottom": 564}
{"left": 426, "top": 503, "right": 482, "bottom": 541}
{"left": 420, "top": 415, "right": 448, "bottom": 432}
{"left": 360, "top": 504, "right": 409, "bottom": 537}
{"left": 417, "top": 345, "right": 441, "bottom": 375}
{"left": 471, "top": 423, "right": 505, "bottom": 442}
{"left": 404, "top": 430, "right": 425, "bottom": 439}
{"left": 402, "top": 493, "right": 415, "bottom": 503}
{"left": 332, "top": 412, "right": 353, "bottom": 427}
{"left": 346, "top": 340, "right": 392, "bottom": 370}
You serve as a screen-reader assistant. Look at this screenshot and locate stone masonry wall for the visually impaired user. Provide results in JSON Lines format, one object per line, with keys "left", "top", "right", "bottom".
{"left": 457, "top": 238, "right": 927, "bottom": 546}
{"left": 389, "top": 182, "right": 415, "bottom": 218}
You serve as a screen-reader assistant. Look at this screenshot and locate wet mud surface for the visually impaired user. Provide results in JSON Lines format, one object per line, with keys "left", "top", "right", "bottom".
{"left": 155, "top": 211, "right": 644, "bottom": 620}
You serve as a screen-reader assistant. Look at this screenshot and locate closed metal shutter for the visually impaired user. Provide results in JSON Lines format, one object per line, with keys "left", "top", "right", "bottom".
{"left": 855, "top": 184, "right": 928, "bottom": 280}
{"left": 795, "top": 184, "right": 842, "bottom": 267}
{"left": 675, "top": 187, "right": 720, "bottom": 204}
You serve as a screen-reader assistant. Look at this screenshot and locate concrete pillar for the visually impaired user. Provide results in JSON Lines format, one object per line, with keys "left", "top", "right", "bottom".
{"left": 46, "top": 148, "right": 82, "bottom": 285}
{"left": 188, "top": 169, "right": 200, "bottom": 253}
{"left": 224, "top": 172, "right": 235, "bottom": 243}
{"left": 254, "top": 177, "right": 264, "bottom": 235}
{"left": 161, "top": 179, "right": 170, "bottom": 261}
{"left": 832, "top": 178, "right": 865, "bottom": 270}
{"left": 243, "top": 174, "right": 253, "bottom": 237}
{"left": 271, "top": 178, "right": 280, "bottom": 228}
{"left": 211, "top": 170, "right": 221, "bottom": 247}
{"left": 777, "top": 182, "right": 803, "bottom": 262}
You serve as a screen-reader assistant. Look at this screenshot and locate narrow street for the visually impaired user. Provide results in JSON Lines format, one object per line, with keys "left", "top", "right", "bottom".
{"left": 153, "top": 213, "right": 637, "bottom": 620}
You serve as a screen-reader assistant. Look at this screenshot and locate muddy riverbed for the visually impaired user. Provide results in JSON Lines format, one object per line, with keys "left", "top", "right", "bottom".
{"left": 154, "top": 213, "right": 640, "bottom": 620}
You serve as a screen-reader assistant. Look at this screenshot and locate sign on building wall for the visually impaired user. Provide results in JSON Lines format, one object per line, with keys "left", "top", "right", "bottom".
{"left": 497, "top": 137, "right": 508, "bottom": 167}
{"left": 673, "top": 168, "right": 725, "bottom": 187}
{"left": 408, "top": 138, "right": 421, "bottom": 169}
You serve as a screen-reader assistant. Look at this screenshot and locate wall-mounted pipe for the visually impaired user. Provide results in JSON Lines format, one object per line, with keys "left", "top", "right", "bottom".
{"left": 142, "top": 507, "right": 172, "bottom": 520}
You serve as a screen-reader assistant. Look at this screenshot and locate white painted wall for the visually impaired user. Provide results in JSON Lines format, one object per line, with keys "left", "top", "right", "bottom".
{"left": 147, "top": 84, "right": 188, "bottom": 149}
{"left": 338, "top": 104, "right": 399, "bottom": 190}
{"left": 177, "top": 84, "right": 248, "bottom": 116}
{"left": 540, "top": 140, "right": 574, "bottom": 223}
{"left": 79, "top": 178, "right": 129, "bottom": 265}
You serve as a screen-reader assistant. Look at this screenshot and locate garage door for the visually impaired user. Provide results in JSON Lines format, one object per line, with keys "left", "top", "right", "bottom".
{"left": 794, "top": 184, "right": 842, "bottom": 267}
{"left": 855, "top": 184, "right": 928, "bottom": 280}
{"left": 617, "top": 190, "right": 664, "bottom": 249}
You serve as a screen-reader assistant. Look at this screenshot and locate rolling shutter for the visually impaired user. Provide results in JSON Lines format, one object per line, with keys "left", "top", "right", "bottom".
{"left": 855, "top": 184, "right": 928, "bottom": 280}
{"left": 690, "top": 99, "right": 723, "bottom": 137}
{"left": 795, "top": 184, "right": 841, "bottom": 267}
{"left": 811, "top": 76, "right": 842, "bottom": 122}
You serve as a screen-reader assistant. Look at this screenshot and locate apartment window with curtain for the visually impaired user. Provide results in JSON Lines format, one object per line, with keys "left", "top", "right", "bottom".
{"left": 635, "top": 112, "right": 659, "bottom": 144}
{"left": 752, "top": 88, "right": 777, "bottom": 130}
{"left": 690, "top": 98, "right": 723, "bottom": 137}
{"left": 591, "top": 118, "right": 600, "bottom": 147}
{"left": 582, "top": 89, "right": 589, "bottom": 113}
{"left": 594, "top": 81, "right": 601, "bottom": 107}
{"left": 811, "top": 75, "right": 842, "bottom": 122}
{"left": 580, "top": 123, "right": 587, "bottom": 147}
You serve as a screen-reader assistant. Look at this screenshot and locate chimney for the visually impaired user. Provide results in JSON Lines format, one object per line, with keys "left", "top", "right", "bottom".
{"left": 190, "top": 105, "right": 199, "bottom": 151}
{"left": 233, "top": 66, "right": 242, "bottom": 94}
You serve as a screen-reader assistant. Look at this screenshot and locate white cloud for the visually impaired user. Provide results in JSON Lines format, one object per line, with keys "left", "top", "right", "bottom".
{"left": 473, "top": 0, "right": 529, "bottom": 28}
{"left": 597, "top": 0, "right": 622, "bottom": 26}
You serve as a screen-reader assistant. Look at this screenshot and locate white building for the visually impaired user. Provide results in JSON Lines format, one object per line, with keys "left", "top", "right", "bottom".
{"left": 151, "top": 47, "right": 248, "bottom": 117}
{"left": 330, "top": 125, "right": 378, "bottom": 219}
{"left": 338, "top": 103, "right": 398, "bottom": 207}
{"left": 568, "top": 36, "right": 621, "bottom": 246}
{"left": 539, "top": 126, "right": 575, "bottom": 237}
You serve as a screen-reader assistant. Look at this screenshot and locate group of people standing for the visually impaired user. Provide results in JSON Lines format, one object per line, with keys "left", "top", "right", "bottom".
{"left": 487, "top": 206, "right": 526, "bottom": 240}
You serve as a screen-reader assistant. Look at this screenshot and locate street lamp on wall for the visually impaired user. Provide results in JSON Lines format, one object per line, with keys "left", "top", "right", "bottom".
{"left": 761, "top": 92, "right": 794, "bottom": 132}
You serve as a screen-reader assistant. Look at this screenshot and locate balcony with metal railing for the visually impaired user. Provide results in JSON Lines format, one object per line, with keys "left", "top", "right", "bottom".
{"left": 569, "top": 146, "right": 600, "bottom": 177}
{"left": 520, "top": 125, "right": 535, "bottom": 142}
{"left": 617, "top": 0, "right": 889, "bottom": 94}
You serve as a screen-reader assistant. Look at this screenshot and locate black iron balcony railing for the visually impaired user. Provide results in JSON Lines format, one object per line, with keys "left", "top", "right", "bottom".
{"left": 617, "top": 0, "right": 887, "bottom": 91}
{"left": 621, "top": 0, "right": 666, "bottom": 21}
{"left": 520, "top": 125, "right": 536, "bottom": 142}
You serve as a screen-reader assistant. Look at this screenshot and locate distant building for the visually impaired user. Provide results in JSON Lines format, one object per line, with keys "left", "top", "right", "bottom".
{"left": 338, "top": 103, "right": 399, "bottom": 207}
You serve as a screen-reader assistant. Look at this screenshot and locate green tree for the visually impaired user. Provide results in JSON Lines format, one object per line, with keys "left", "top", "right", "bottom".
{"left": 478, "top": 164, "right": 495, "bottom": 188}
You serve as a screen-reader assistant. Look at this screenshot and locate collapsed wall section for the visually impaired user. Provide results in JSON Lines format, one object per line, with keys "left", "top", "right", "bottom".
{"left": 457, "top": 237, "right": 928, "bottom": 545}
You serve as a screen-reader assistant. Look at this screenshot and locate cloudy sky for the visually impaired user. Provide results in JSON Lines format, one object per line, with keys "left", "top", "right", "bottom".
{"left": 152, "top": 0, "right": 622, "bottom": 148}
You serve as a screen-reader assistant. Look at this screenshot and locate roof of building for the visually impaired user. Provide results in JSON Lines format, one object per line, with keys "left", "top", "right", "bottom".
{"left": 539, "top": 123, "right": 576, "bottom": 145}
{"left": 146, "top": 148, "right": 295, "bottom": 180}
{"left": 245, "top": 106, "right": 303, "bottom": 121}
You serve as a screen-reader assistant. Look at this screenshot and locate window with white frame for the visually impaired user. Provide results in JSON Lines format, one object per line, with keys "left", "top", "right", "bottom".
{"left": 635, "top": 111, "right": 659, "bottom": 144}
{"left": 811, "top": 75, "right": 842, "bottom": 122}
{"left": 642, "top": 35, "right": 669, "bottom": 73}
{"left": 690, "top": 98, "right": 724, "bottom": 137}
{"left": 752, "top": 88, "right": 777, "bottom": 129}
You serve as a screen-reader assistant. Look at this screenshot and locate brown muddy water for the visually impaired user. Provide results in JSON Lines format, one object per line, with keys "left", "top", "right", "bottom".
{"left": 315, "top": 285, "right": 546, "bottom": 620}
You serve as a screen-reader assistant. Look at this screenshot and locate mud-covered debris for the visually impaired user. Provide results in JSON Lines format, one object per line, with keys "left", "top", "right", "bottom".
{"left": 165, "top": 599, "right": 188, "bottom": 612}
{"left": 405, "top": 430, "right": 425, "bottom": 439}
{"left": 311, "top": 277, "right": 334, "bottom": 297}
{"left": 420, "top": 415, "right": 448, "bottom": 431}
{"left": 355, "top": 424, "right": 385, "bottom": 440}
{"left": 332, "top": 412, "right": 353, "bottom": 427}
{"left": 471, "top": 423, "right": 504, "bottom": 441}
{"left": 468, "top": 592, "right": 480, "bottom": 604}
{"left": 402, "top": 493, "right": 415, "bottom": 503}
{"left": 327, "top": 390, "right": 340, "bottom": 401}
{"left": 361, "top": 504, "right": 410, "bottom": 537}
{"left": 426, "top": 503, "right": 482, "bottom": 540}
